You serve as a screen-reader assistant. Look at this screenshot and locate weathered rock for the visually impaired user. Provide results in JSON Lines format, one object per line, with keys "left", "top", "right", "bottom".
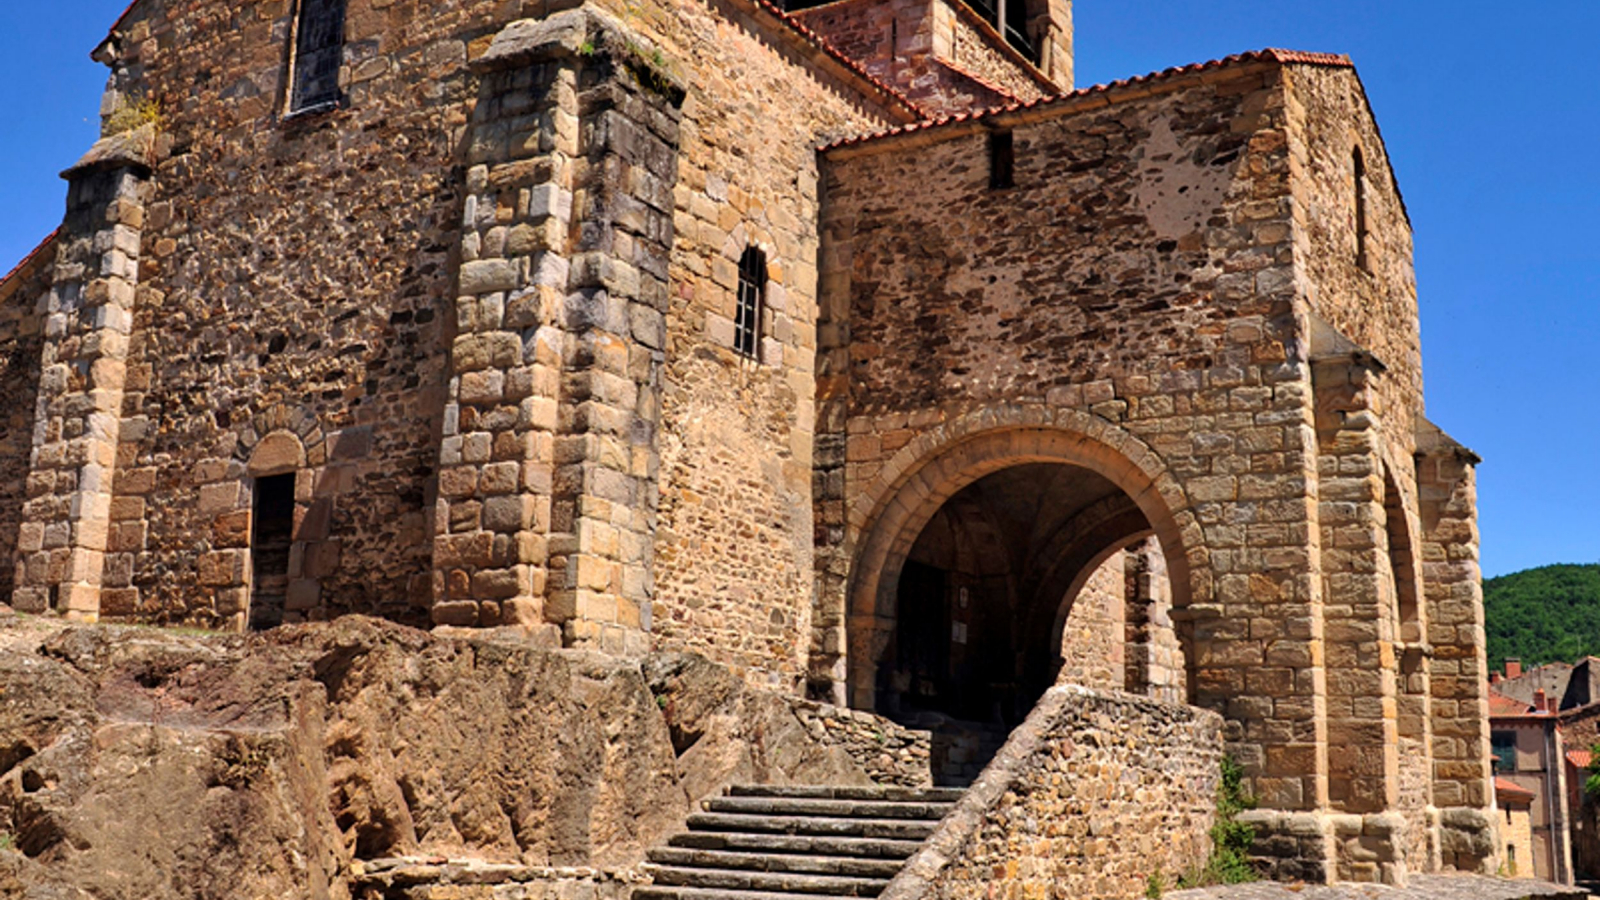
{"left": 0, "top": 616, "right": 923, "bottom": 900}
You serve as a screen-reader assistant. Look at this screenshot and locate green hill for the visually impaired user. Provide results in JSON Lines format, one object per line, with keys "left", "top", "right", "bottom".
{"left": 1483, "top": 563, "right": 1600, "bottom": 667}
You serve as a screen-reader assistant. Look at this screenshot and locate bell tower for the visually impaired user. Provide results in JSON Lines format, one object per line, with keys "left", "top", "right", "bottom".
{"left": 785, "top": 0, "right": 1072, "bottom": 115}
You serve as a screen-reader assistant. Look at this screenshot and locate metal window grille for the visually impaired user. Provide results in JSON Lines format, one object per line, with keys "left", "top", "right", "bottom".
{"left": 290, "top": 0, "right": 347, "bottom": 114}
{"left": 735, "top": 248, "right": 765, "bottom": 360}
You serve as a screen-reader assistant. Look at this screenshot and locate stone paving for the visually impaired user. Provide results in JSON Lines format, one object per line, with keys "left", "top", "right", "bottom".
{"left": 1167, "top": 875, "right": 1590, "bottom": 900}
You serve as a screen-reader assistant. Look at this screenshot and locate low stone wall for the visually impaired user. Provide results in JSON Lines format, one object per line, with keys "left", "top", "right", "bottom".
{"left": 352, "top": 859, "right": 644, "bottom": 900}
{"left": 881, "top": 685, "right": 1223, "bottom": 900}
{"left": 785, "top": 698, "right": 932, "bottom": 788}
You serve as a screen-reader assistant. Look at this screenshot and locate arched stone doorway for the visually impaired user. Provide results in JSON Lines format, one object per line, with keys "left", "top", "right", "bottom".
{"left": 844, "top": 423, "right": 1195, "bottom": 784}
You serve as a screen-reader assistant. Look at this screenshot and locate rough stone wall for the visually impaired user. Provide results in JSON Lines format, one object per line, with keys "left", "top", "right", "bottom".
{"left": 608, "top": 0, "right": 900, "bottom": 688}
{"left": 35, "top": 0, "right": 907, "bottom": 688}
{"left": 0, "top": 242, "right": 52, "bottom": 600}
{"left": 90, "top": 0, "right": 481, "bottom": 626}
{"left": 882, "top": 685, "right": 1222, "bottom": 900}
{"left": 817, "top": 62, "right": 1332, "bottom": 815}
{"left": 1125, "top": 537, "right": 1185, "bottom": 703}
{"left": 1055, "top": 549, "right": 1124, "bottom": 691}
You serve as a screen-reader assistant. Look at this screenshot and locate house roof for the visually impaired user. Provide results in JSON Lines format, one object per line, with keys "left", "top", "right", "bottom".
{"left": 1568, "top": 749, "right": 1594, "bottom": 770}
{"left": 820, "top": 48, "right": 1352, "bottom": 153}
{"left": 1494, "top": 776, "right": 1536, "bottom": 803}
{"left": 1488, "top": 687, "right": 1539, "bottom": 718}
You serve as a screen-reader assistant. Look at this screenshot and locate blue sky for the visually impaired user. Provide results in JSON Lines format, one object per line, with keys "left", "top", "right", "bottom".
{"left": 1, "top": 2, "right": 1596, "bottom": 577}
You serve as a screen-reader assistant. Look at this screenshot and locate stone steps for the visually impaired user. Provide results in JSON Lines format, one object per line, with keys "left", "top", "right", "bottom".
{"left": 664, "top": 833, "right": 923, "bottom": 859}
{"left": 635, "top": 784, "right": 960, "bottom": 900}
{"left": 647, "top": 848, "right": 905, "bottom": 878}
{"left": 700, "top": 796, "right": 956, "bottom": 820}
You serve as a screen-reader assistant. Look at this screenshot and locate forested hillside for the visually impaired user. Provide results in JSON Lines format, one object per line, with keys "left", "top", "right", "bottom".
{"left": 1483, "top": 563, "right": 1600, "bottom": 666}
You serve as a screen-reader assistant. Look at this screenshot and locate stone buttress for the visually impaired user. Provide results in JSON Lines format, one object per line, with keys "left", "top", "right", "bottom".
{"left": 430, "top": 9, "right": 684, "bottom": 655}
{"left": 10, "top": 127, "right": 157, "bottom": 621}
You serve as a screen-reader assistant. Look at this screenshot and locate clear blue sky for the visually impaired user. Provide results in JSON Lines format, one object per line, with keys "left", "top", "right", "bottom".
{"left": 0, "top": 2, "right": 1595, "bottom": 577}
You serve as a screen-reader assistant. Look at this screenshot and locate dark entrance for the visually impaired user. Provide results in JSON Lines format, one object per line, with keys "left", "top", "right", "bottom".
{"left": 876, "top": 463, "right": 1159, "bottom": 784}
{"left": 249, "top": 473, "right": 295, "bottom": 631}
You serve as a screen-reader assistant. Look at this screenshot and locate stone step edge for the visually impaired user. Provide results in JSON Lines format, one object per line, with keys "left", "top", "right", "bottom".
{"left": 725, "top": 785, "right": 964, "bottom": 803}
{"left": 645, "top": 848, "right": 904, "bottom": 875}
{"left": 685, "top": 813, "right": 937, "bottom": 836}
{"left": 666, "top": 832, "right": 923, "bottom": 858}
{"left": 643, "top": 863, "right": 890, "bottom": 891}
{"left": 702, "top": 798, "right": 955, "bottom": 820}
{"left": 633, "top": 877, "right": 889, "bottom": 890}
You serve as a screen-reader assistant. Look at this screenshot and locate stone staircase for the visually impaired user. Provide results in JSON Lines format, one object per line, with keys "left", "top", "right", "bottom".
{"left": 633, "top": 784, "right": 963, "bottom": 900}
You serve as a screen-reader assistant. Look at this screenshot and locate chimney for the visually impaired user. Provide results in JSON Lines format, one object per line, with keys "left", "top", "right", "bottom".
{"left": 1506, "top": 658, "right": 1523, "bottom": 679}
{"left": 1534, "top": 689, "right": 1547, "bottom": 712}
{"left": 1490, "top": 672, "right": 1502, "bottom": 685}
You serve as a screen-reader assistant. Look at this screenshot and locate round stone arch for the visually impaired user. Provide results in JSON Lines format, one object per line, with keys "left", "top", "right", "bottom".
{"left": 841, "top": 404, "right": 1204, "bottom": 710}
{"left": 1378, "top": 448, "right": 1425, "bottom": 644}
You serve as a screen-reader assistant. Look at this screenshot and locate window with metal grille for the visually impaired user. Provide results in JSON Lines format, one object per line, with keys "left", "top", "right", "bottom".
{"left": 734, "top": 247, "right": 765, "bottom": 360}
{"left": 290, "top": 0, "right": 347, "bottom": 114}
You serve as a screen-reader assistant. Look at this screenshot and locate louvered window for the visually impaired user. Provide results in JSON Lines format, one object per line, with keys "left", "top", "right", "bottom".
{"left": 290, "top": 0, "right": 346, "bottom": 114}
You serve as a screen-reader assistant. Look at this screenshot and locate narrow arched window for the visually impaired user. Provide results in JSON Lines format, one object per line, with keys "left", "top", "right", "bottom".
{"left": 289, "top": 0, "right": 347, "bottom": 114}
{"left": 735, "top": 247, "right": 766, "bottom": 360}
{"left": 1353, "top": 147, "right": 1371, "bottom": 272}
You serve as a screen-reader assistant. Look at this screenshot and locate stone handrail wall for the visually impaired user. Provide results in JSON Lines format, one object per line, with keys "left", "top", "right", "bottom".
{"left": 881, "top": 685, "right": 1223, "bottom": 900}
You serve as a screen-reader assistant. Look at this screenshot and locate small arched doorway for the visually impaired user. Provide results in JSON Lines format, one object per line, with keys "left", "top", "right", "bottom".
{"left": 846, "top": 425, "right": 1195, "bottom": 784}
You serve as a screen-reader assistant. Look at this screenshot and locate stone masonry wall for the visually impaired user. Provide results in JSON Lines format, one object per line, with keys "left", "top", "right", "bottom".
{"left": 0, "top": 240, "right": 53, "bottom": 600}
{"left": 882, "top": 685, "right": 1222, "bottom": 900}
{"left": 1055, "top": 549, "right": 1125, "bottom": 691}
{"left": 93, "top": 0, "right": 478, "bottom": 626}
{"left": 818, "top": 60, "right": 1336, "bottom": 815}
{"left": 608, "top": 0, "right": 901, "bottom": 687}
{"left": 62, "top": 0, "right": 904, "bottom": 683}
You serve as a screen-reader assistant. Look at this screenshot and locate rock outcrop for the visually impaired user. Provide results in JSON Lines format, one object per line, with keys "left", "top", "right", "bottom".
{"left": 0, "top": 614, "right": 928, "bottom": 900}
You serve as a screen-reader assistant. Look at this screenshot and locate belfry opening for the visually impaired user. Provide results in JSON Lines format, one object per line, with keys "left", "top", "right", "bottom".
{"left": 865, "top": 461, "right": 1189, "bottom": 785}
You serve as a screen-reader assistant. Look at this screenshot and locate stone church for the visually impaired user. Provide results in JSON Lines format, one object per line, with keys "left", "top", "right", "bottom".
{"left": 0, "top": 0, "right": 1500, "bottom": 886}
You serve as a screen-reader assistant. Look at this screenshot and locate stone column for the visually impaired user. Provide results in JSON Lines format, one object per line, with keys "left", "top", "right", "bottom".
{"left": 11, "top": 127, "right": 155, "bottom": 620}
{"left": 1312, "top": 350, "right": 1407, "bottom": 881}
{"left": 1416, "top": 416, "right": 1498, "bottom": 873}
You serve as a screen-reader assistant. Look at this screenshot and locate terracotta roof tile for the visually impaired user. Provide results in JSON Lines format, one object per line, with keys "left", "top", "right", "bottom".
{"left": 1494, "top": 776, "right": 1536, "bottom": 802}
{"left": 1568, "top": 749, "right": 1594, "bottom": 770}
{"left": 1489, "top": 687, "right": 1541, "bottom": 718}
{"left": 0, "top": 228, "right": 60, "bottom": 295}
{"left": 821, "top": 47, "right": 1353, "bottom": 153}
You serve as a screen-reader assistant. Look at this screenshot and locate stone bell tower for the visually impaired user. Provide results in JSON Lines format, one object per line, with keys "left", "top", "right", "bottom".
{"left": 785, "top": 0, "right": 1072, "bottom": 115}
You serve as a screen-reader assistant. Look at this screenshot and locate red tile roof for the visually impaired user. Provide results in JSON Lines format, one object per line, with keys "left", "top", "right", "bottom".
{"left": 1488, "top": 687, "right": 1543, "bottom": 718}
{"left": 0, "top": 228, "right": 60, "bottom": 296}
{"left": 821, "top": 48, "right": 1353, "bottom": 153}
{"left": 1568, "top": 749, "right": 1594, "bottom": 770}
{"left": 1494, "top": 776, "right": 1536, "bottom": 803}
